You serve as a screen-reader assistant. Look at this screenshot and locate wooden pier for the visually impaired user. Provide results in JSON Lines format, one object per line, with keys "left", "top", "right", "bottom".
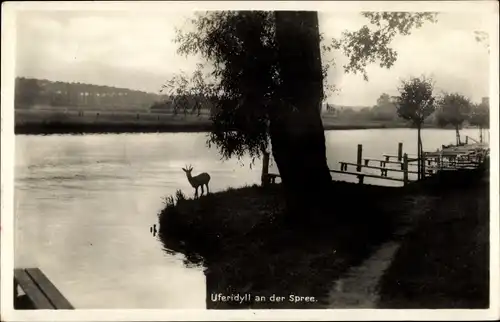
{"left": 261, "top": 136, "right": 489, "bottom": 187}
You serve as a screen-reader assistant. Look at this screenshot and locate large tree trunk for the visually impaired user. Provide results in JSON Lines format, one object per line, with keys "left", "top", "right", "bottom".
{"left": 417, "top": 126, "right": 422, "bottom": 180}
{"left": 419, "top": 133, "right": 424, "bottom": 179}
{"left": 270, "top": 11, "right": 332, "bottom": 223}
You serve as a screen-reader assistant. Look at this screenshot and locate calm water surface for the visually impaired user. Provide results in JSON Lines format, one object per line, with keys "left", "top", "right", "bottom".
{"left": 14, "top": 128, "right": 482, "bottom": 308}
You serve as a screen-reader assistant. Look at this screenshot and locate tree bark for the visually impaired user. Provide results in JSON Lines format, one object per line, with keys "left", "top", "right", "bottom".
{"left": 271, "top": 11, "right": 332, "bottom": 223}
{"left": 417, "top": 126, "right": 422, "bottom": 180}
{"left": 419, "top": 134, "right": 424, "bottom": 179}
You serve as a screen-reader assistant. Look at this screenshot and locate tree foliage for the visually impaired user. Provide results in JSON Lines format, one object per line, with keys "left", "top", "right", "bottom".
{"left": 395, "top": 76, "right": 436, "bottom": 126}
{"left": 15, "top": 77, "right": 42, "bottom": 107}
{"left": 435, "top": 93, "right": 472, "bottom": 128}
{"left": 473, "top": 30, "right": 490, "bottom": 52}
{"left": 371, "top": 93, "right": 398, "bottom": 121}
{"left": 469, "top": 98, "right": 490, "bottom": 129}
{"left": 162, "top": 65, "right": 217, "bottom": 116}
{"left": 170, "top": 11, "right": 279, "bottom": 161}
{"left": 332, "top": 12, "right": 437, "bottom": 81}
{"left": 395, "top": 76, "right": 436, "bottom": 179}
{"left": 165, "top": 11, "right": 438, "bottom": 162}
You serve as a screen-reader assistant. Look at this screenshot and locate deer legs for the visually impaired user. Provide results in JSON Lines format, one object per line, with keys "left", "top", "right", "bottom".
{"left": 191, "top": 183, "right": 211, "bottom": 199}
{"left": 193, "top": 184, "right": 210, "bottom": 198}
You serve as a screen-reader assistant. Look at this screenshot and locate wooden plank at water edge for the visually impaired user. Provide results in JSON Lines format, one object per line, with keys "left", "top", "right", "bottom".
{"left": 25, "top": 268, "right": 74, "bottom": 309}
{"left": 14, "top": 269, "right": 54, "bottom": 309}
{"left": 330, "top": 169, "right": 408, "bottom": 183}
{"left": 339, "top": 161, "right": 419, "bottom": 175}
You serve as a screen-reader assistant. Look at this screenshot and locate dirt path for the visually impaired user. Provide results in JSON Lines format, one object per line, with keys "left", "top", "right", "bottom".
{"left": 326, "top": 240, "right": 401, "bottom": 308}
{"left": 324, "top": 195, "right": 437, "bottom": 308}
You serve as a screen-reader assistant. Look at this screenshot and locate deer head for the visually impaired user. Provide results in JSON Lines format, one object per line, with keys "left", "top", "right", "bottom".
{"left": 182, "top": 164, "right": 193, "bottom": 175}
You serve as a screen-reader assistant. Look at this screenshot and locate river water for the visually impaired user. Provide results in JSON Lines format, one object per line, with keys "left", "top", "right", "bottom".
{"left": 14, "top": 128, "right": 483, "bottom": 308}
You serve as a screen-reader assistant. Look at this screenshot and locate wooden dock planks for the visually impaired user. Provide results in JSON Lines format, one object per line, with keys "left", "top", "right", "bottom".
{"left": 261, "top": 141, "right": 488, "bottom": 188}
{"left": 330, "top": 169, "right": 410, "bottom": 183}
{"left": 339, "top": 161, "right": 419, "bottom": 175}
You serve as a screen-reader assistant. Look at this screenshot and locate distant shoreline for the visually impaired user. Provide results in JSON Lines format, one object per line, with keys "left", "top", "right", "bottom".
{"left": 14, "top": 109, "right": 485, "bottom": 135}
{"left": 15, "top": 122, "right": 213, "bottom": 135}
{"left": 14, "top": 121, "right": 483, "bottom": 135}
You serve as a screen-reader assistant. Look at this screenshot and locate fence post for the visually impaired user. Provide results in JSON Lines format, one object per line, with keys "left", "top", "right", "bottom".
{"left": 357, "top": 144, "right": 363, "bottom": 172}
{"left": 465, "top": 136, "right": 468, "bottom": 145}
{"left": 422, "top": 152, "right": 426, "bottom": 179}
{"left": 403, "top": 153, "right": 409, "bottom": 186}
{"left": 398, "top": 142, "right": 403, "bottom": 162}
{"left": 261, "top": 151, "right": 270, "bottom": 186}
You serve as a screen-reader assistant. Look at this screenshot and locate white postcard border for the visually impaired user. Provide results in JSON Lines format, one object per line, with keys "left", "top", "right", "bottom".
{"left": 1, "top": 1, "right": 499, "bottom": 321}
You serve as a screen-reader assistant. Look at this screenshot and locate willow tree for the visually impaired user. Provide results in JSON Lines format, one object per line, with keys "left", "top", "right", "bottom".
{"left": 167, "top": 11, "right": 437, "bottom": 220}
{"left": 395, "top": 76, "right": 436, "bottom": 180}
{"left": 435, "top": 93, "right": 472, "bottom": 145}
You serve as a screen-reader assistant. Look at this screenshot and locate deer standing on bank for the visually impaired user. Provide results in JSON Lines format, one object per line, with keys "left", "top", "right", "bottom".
{"left": 182, "top": 165, "right": 211, "bottom": 198}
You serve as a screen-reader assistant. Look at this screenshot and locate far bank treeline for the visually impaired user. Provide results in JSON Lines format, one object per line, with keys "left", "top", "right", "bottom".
{"left": 14, "top": 77, "right": 490, "bottom": 131}
{"left": 14, "top": 77, "right": 169, "bottom": 112}
{"left": 325, "top": 93, "right": 490, "bottom": 130}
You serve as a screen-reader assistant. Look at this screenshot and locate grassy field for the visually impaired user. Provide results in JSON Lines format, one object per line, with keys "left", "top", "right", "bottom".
{"left": 377, "top": 168, "right": 490, "bottom": 308}
{"left": 15, "top": 109, "right": 213, "bottom": 134}
{"left": 14, "top": 108, "right": 447, "bottom": 134}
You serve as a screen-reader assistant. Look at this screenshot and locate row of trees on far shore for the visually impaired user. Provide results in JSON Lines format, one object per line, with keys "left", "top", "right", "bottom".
{"left": 323, "top": 84, "right": 490, "bottom": 181}
{"left": 14, "top": 77, "right": 166, "bottom": 111}
{"left": 324, "top": 92, "right": 490, "bottom": 131}
{"left": 393, "top": 76, "right": 489, "bottom": 179}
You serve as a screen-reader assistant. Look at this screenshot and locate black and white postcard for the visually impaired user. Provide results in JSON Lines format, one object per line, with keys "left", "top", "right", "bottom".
{"left": 1, "top": 1, "right": 499, "bottom": 321}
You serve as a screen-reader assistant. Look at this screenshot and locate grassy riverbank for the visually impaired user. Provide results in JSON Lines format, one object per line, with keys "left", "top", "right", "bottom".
{"left": 14, "top": 109, "right": 460, "bottom": 134}
{"left": 158, "top": 182, "right": 419, "bottom": 309}
{"left": 157, "top": 168, "right": 489, "bottom": 309}
{"left": 377, "top": 169, "right": 490, "bottom": 308}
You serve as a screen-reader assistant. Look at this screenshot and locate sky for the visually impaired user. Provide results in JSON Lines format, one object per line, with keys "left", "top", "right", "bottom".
{"left": 15, "top": 7, "right": 493, "bottom": 106}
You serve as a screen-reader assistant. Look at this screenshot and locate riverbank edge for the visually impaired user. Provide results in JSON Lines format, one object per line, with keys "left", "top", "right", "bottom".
{"left": 156, "top": 174, "right": 481, "bottom": 309}
{"left": 157, "top": 167, "right": 489, "bottom": 309}
{"left": 13, "top": 121, "right": 468, "bottom": 135}
{"left": 157, "top": 182, "right": 403, "bottom": 309}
